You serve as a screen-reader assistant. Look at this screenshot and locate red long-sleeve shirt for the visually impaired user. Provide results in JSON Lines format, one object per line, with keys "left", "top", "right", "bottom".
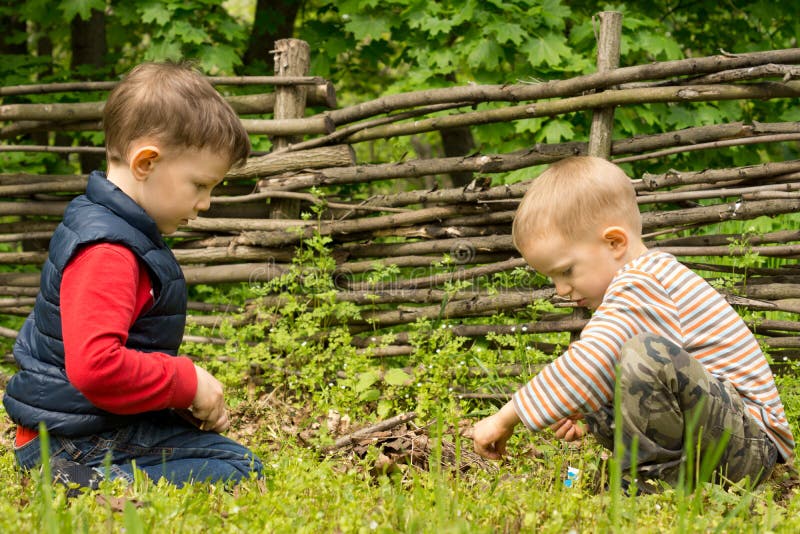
{"left": 15, "top": 243, "right": 197, "bottom": 446}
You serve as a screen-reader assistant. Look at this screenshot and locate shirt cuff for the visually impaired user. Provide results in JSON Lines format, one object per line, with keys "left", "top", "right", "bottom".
{"left": 511, "top": 389, "right": 538, "bottom": 432}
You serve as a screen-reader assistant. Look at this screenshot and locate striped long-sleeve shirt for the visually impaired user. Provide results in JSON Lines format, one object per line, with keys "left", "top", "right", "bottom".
{"left": 512, "top": 250, "right": 795, "bottom": 460}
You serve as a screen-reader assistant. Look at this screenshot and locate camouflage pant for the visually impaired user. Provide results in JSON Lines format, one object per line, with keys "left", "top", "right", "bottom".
{"left": 583, "top": 333, "right": 778, "bottom": 487}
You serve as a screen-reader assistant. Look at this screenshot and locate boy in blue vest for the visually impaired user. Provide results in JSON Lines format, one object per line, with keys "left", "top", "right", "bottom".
{"left": 3, "top": 62, "right": 263, "bottom": 490}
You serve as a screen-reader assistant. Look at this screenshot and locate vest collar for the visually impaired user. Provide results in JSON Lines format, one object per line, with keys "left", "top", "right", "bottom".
{"left": 85, "top": 171, "right": 165, "bottom": 247}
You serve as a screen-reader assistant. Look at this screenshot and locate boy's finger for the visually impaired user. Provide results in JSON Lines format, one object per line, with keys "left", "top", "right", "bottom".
{"left": 549, "top": 418, "right": 566, "bottom": 431}
{"left": 473, "top": 438, "right": 498, "bottom": 460}
{"left": 552, "top": 420, "right": 570, "bottom": 439}
{"left": 476, "top": 444, "right": 501, "bottom": 460}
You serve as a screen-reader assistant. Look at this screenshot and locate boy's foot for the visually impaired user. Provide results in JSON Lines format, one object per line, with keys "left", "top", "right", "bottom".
{"left": 49, "top": 457, "right": 104, "bottom": 497}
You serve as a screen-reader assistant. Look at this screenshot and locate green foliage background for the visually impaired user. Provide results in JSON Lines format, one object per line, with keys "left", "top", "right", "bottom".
{"left": 3, "top": 0, "right": 798, "bottom": 173}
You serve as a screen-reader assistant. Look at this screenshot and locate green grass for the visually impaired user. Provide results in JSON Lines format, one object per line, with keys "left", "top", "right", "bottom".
{"left": 1, "top": 395, "right": 799, "bottom": 533}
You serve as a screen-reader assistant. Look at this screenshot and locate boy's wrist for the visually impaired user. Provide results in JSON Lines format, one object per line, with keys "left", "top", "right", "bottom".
{"left": 496, "top": 400, "right": 521, "bottom": 429}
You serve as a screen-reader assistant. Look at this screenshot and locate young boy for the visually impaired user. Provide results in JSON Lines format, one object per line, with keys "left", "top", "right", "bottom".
{"left": 472, "top": 156, "right": 794, "bottom": 487}
{"left": 3, "top": 62, "right": 263, "bottom": 489}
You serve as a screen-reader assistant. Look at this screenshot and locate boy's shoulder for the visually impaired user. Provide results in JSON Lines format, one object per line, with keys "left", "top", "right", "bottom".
{"left": 609, "top": 250, "right": 708, "bottom": 299}
{"left": 620, "top": 249, "right": 682, "bottom": 279}
{"left": 616, "top": 249, "right": 725, "bottom": 304}
{"left": 628, "top": 249, "right": 675, "bottom": 267}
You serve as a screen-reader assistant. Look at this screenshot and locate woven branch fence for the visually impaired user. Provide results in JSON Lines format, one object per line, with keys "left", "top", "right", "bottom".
{"left": 2, "top": 27, "right": 800, "bottom": 382}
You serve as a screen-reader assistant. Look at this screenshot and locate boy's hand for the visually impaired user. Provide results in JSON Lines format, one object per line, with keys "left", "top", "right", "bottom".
{"left": 191, "top": 364, "right": 230, "bottom": 433}
{"left": 550, "top": 414, "right": 584, "bottom": 442}
{"left": 472, "top": 401, "right": 520, "bottom": 460}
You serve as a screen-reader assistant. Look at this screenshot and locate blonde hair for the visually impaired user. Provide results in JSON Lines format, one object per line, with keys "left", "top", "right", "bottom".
{"left": 512, "top": 156, "right": 641, "bottom": 249}
{"left": 103, "top": 61, "right": 250, "bottom": 167}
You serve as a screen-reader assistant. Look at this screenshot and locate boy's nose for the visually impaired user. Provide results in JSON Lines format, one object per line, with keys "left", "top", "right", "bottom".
{"left": 196, "top": 194, "right": 212, "bottom": 212}
{"left": 554, "top": 281, "right": 571, "bottom": 298}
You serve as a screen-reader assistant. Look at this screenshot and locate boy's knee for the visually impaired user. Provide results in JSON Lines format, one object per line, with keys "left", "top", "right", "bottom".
{"left": 618, "top": 333, "right": 682, "bottom": 382}
{"left": 233, "top": 449, "right": 264, "bottom": 480}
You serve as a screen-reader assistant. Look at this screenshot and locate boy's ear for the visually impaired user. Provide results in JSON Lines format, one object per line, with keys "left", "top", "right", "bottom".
{"left": 602, "top": 226, "right": 629, "bottom": 258}
{"left": 129, "top": 145, "right": 161, "bottom": 181}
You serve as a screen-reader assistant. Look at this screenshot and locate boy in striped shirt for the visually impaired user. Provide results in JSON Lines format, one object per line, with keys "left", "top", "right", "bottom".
{"left": 472, "top": 156, "right": 793, "bottom": 488}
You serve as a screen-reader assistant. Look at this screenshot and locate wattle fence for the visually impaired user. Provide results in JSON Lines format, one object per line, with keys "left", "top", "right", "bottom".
{"left": 2, "top": 27, "right": 800, "bottom": 383}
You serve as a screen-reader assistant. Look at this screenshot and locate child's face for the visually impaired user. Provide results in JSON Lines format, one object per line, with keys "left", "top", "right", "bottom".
{"left": 137, "top": 147, "right": 229, "bottom": 234}
{"left": 519, "top": 231, "right": 623, "bottom": 310}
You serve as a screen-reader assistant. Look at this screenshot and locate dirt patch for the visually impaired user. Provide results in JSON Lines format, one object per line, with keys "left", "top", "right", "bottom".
{"left": 318, "top": 411, "right": 496, "bottom": 475}
{"left": 228, "top": 395, "right": 496, "bottom": 475}
{"left": 770, "top": 463, "right": 800, "bottom": 506}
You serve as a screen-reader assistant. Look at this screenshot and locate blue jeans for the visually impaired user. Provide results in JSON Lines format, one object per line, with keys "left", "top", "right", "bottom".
{"left": 14, "top": 412, "right": 263, "bottom": 486}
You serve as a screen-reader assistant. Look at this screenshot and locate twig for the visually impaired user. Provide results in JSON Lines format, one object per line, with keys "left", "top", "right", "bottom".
{"left": 0, "top": 75, "right": 326, "bottom": 96}
{"left": 322, "top": 411, "right": 418, "bottom": 453}
{"left": 0, "top": 145, "right": 104, "bottom": 154}
{"left": 615, "top": 133, "right": 800, "bottom": 163}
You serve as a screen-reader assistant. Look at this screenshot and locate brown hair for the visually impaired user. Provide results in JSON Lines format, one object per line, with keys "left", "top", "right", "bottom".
{"left": 512, "top": 156, "right": 641, "bottom": 250}
{"left": 103, "top": 61, "right": 250, "bottom": 168}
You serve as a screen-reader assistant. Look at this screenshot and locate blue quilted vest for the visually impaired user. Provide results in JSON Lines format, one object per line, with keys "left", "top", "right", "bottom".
{"left": 3, "top": 171, "right": 187, "bottom": 436}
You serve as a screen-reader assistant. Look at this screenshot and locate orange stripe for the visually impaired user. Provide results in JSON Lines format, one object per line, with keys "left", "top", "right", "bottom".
{"left": 538, "top": 366, "right": 572, "bottom": 420}
{"left": 697, "top": 312, "right": 735, "bottom": 346}
{"left": 673, "top": 275, "right": 705, "bottom": 302}
{"left": 681, "top": 289, "right": 726, "bottom": 327}
{"left": 694, "top": 330, "right": 746, "bottom": 361}
{"left": 579, "top": 334, "right": 616, "bottom": 374}
{"left": 552, "top": 354, "right": 593, "bottom": 405}
{"left": 514, "top": 382, "right": 538, "bottom": 426}
{"left": 627, "top": 278, "right": 679, "bottom": 327}
{"left": 618, "top": 296, "right": 661, "bottom": 333}
{"left": 568, "top": 342, "right": 613, "bottom": 398}
{"left": 677, "top": 286, "right": 712, "bottom": 320}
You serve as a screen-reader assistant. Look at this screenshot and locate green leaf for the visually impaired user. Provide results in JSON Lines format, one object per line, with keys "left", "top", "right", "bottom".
{"left": 198, "top": 46, "right": 242, "bottom": 74}
{"left": 171, "top": 21, "right": 210, "bottom": 45}
{"left": 59, "top": 0, "right": 105, "bottom": 21}
{"left": 521, "top": 32, "right": 571, "bottom": 67}
{"left": 377, "top": 400, "right": 394, "bottom": 419}
{"left": 514, "top": 117, "right": 545, "bottom": 134}
{"left": 355, "top": 370, "right": 380, "bottom": 393}
{"left": 638, "top": 31, "right": 683, "bottom": 60}
{"left": 140, "top": 2, "right": 173, "bottom": 26}
{"left": 540, "top": 0, "right": 571, "bottom": 30}
{"left": 466, "top": 39, "right": 503, "bottom": 70}
{"left": 615, "top": 108, "right": 638, "bottom": 134}
{"left": 666, "top": 105, "right": 696, "bottom": 129}
{"left": 781, "top": 107, "right": 800, "bottom": 121}
{"left": 420, "top": 47, "right": 456, "bottom": 72}
{"left": 359, "top": 389, "right": 381, "bottom": 402}
{"left": 345, "top": 13, "right": 392, "bottom": 41}
{"left": 537, "top": 118, "right": 574, "bottom": 144}
{"left": 568, "top": 19, "right": 595, "bottom": 47}
{"left": 486, "top": 21, "right": 526, "bottom": 46}
{"left": 636, "top": 105, "right": 659, "bottom": 127}
{"left": 383, "top": 368, "right": 412, "bottom": 386}
{"left": 408, "top": 8, "right": 455, "bottom": 37}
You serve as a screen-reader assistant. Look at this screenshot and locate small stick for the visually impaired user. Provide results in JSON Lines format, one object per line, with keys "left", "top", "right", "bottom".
{"left": 322, "top": 411, "right": 417, "bottom": 453}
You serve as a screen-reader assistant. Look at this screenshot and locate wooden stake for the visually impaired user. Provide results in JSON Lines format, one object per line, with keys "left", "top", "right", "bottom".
{"left": 588, "top": 11, "right": 623, "bottom": 158}
{"left": 270, "top": 38, "right": 311, "bottom": 219}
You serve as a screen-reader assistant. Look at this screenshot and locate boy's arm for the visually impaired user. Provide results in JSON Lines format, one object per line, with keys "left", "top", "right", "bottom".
{"left": 511, "top": 269, "right": 679, "bottom": 433}
{"left": 62, "top": 243, "right": 198, "bottom": 414}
